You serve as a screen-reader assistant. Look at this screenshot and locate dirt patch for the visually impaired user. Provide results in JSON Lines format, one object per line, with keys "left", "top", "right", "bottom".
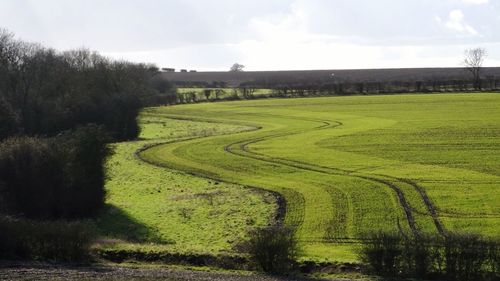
{"left": 0, "top": 262, "right": 340, "bottom": 281}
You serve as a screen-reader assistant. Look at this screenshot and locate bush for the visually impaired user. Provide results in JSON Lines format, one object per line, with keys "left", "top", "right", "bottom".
{"left": 0, "top": 97, "right": 19, "bottom": 140}
{"left": 100, "top": 93, "right": 142, "bottom": 140}
{"left": 150, "top": 75, "right": 175, "bottom": 94}
{"left": 359, "top": 232, "right": 500, "bottom": 281}
{"left": 443, "top": 234, "right": 492, "bottom": 281}
{"left": 0, "top": 125, "right": 112, "bottom": 219}
{"left": 0, "top": 137, "right": 62, "bottom": 218}
{"left": 243, "top": 226, "right": 299, "bottom": 274}
{"left": 401, "top": 234, "right": 438, "bottom": 278}
{"left": 0, "top": 216, "right": 92, "bottom": 262}
{"left": 360, "top": 232, "right": 402, "bottom": 276}
{"left": 54, "top": 124, "right": 112, "bottom": 218}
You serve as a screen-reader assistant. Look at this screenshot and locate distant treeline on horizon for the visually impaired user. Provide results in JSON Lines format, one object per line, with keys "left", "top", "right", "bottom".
{"left": 161, "top": 67, "right": 500, "bottom": 91}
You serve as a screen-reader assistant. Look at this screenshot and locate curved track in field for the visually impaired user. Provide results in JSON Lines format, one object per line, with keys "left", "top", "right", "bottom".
{"left": 222, "top": 117, "right": 444, "bottom": 238}
{"left": 139, "top": 112, "right": 446, "bottom": 244}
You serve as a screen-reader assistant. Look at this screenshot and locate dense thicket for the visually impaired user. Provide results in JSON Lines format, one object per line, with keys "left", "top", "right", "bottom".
{"left": 0, "top": 28, "right": 169, "bottom": 260}
{"left": 0, "top": 28, "right": 169, "bottom": 222}
{"left": 0, "top": 216, "right": 92, "bottom": 261}
{"left": 150, "top": 74, "right": 177, "bottom": 104}
{"left": 360, "top": 232, "right": 499, "bottom": 281}
{"left": 0, "top": 125, "right": 111, "bottom": 219}
{"left": 0, "top": 28, "right": 164, "bottom": 141}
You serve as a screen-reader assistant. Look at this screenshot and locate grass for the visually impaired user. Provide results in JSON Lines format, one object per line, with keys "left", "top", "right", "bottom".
{"left": 95, "top": 114, "right": 275, "bottom": 255}
{"left": 95, "top": 93, "right": 499, "bottom": 265}
{"left": 135, "top": 93, "right": 499, "bottom": 263}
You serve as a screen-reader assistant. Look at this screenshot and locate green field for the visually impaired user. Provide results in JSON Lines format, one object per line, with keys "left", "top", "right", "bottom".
{"left": 96, "top": 114, "right": 275, "bottom": 255}
{"left": 100, "top": 93, "right": 500, "bottom": 263}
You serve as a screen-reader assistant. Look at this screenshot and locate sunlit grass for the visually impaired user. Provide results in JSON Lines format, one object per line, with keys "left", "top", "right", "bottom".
{"left": 98, "top": 93, "right": 499, "bottom": 263}
{"left": 140, "top": 93, "right": 500, "bottom": 262}
{"left": 96, "top": 115, "right": 275, "bottom": 255}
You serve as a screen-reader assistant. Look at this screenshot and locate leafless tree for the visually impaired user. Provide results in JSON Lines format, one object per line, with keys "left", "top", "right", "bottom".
{"left": 229, "top": 63, "right": 245, "bottom": 72}
{"left": 240, "top": 86, "right": 255, "bottom": 99}
{"left": 463, "top": 48, "right": 487, "bottom": 90}
{"left": 203, "top": 89, "right": 212, "bottom": 100}
{"left": 214, "top": 88, "right": 225, "bottom": 99}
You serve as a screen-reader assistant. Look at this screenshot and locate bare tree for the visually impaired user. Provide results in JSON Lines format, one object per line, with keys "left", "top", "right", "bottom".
{"left": 463, "top": 48, "right": 487, "bottom": 90}
{"left": 203, "top": 89, "right": 212, "bottom": 100}
{"left": 214, "top": 88, "right": 225, "bottom": 99}
{"left": 240, "top": 86, "right": 256, "bottom": 99}
{"left": 229, "top": 63, "right": 245, "bottom": 72}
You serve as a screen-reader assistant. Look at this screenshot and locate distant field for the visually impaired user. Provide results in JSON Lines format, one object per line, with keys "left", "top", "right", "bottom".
{"left": 99, "top": 93, "right": 500, "bottom": 263}
{"left": 163, "top": 67, "right": 500, "bottom": 87}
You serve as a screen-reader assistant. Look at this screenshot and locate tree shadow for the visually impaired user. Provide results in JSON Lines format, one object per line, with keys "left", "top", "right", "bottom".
{"left": 94, "top": 204, "right": 171, "bottom": 244}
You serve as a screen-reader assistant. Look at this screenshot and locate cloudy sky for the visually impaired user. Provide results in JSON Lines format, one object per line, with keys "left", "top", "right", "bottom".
{"left": 1, "top": 0, "right": 499, "bottom": 70}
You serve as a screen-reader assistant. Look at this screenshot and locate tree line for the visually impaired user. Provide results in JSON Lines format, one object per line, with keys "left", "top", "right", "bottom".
{"left": 163, "top": 47, "right": 493, "bottom": 104}
{"left": 165, "top": 74, "right": 499, "bottom": 104}
{"left": 360, "top": 231, "right": 499, "bottom": 281}
{"left": 0, "top": 29, "right": 167, "bottom": 141}
{"left": 0, "top": 28, "right": 168, "bottom": 261}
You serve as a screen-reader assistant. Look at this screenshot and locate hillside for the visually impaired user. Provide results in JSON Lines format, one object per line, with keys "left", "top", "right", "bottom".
{"left": 130, "top": 93, "right": 499, "bottom": 263}
{"left": 161, "top": 67, "right": 500, "bottom": 87}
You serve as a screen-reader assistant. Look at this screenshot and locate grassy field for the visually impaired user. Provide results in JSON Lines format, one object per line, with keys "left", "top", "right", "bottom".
{"left": 99, "top": 93, "right": 500, "bottom": 263}
{"left": 95, "top": 114, "right": 275, "bottom": 255}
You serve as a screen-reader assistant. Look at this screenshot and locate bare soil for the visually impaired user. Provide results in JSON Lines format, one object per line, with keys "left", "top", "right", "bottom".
{"left": 0, "top": 262, "right": 340, "bottom": 281}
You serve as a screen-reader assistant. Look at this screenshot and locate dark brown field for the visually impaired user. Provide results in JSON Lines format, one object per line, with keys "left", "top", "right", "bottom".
{"left": 161, "top": 67, "right": 500, "bottom": 87}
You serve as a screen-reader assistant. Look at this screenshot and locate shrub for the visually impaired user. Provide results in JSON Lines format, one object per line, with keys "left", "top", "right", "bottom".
{"left": 359, "top": 232, "right": 500, "bottom": 281}
{"left": 401, "top": 235, "right": 438, "bottom": 278}
{"left": 243, "top": 226, "right": 299, "bottom": 274}
{"left": 0, "top": 125, "right": 112, "bottom": 219}
{"left": 0, "top": 216, "right": 92, "bottom": 262}
{"left": 100, "top": 93, "right": 142, "bottom": 140}
{"left": 150, "top": 75, "right": 175, "bottom": 94}
{"left": 0, "top": 97, "right": 19, "bottom": 140}
{"left": 359, "top": 232, "right": 402, "bottom": 276}
{"left": 54, "top": 124, "right": 112, "bottom": 218}
{"left": 443, "top": 233, "right": 491, "bottom": 281}
{"left": 0, "top": 137, "right": 62, "bottom": 218}
{"left": 487, "top": 240, "right": 500, "bottom": 279}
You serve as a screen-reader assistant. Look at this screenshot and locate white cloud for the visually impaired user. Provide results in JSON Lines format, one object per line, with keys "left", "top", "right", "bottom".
{"left": 461, "top": 0, "right": 489, "bottom": 5}
{"left": 444, "top": 9, "right": 478, "bottom": 35}
{"left": 103, "top": 40, "right": 500, "bottom": 71}
{"left": 2, "top": 0, "right": 499, "bottom": 70}
{"left": 247, "top": 2, "right": 309, "bottom": 43}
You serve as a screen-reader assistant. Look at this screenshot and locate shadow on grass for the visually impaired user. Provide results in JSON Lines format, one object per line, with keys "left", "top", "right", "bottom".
{"left": 94, "top": 204, "right": 172, "bottom": 244}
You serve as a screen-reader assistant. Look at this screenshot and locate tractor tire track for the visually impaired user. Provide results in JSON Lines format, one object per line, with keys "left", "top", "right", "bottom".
{"left": 237, "top": 134, "right": 446, "bottom": 236}
{"left": 398, "top": 178, "right": 445, "bottom": 235}
{"left": 227, "top": 141, "right": 420, "bottom": 238}
{"left": 223, "top": 117, "right": 445, "bottom": 238}
{"left": 139, "top": 113, "right": 444, "bottom": 240}
{"left": 134, "top": 116, "right": 290, "bottom": 225}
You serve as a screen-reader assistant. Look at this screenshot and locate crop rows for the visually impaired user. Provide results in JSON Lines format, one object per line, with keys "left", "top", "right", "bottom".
{"left": 139, "top": 93, "right": 500, "bottom": 259}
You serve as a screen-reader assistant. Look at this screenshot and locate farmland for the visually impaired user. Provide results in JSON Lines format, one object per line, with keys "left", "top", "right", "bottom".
{"left": 162, "top": 67, "right": 500, "bottom": 87}
{"left": 101, "top": 93, "right": 500, "bottom": 263}
{"left": 96, "top": 115, "right": 275, "bottom": 255}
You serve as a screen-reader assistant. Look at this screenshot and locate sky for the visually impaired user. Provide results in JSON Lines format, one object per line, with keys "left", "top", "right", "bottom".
{"left": 1, "top": 0, "right": 499, "bottom": 71}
